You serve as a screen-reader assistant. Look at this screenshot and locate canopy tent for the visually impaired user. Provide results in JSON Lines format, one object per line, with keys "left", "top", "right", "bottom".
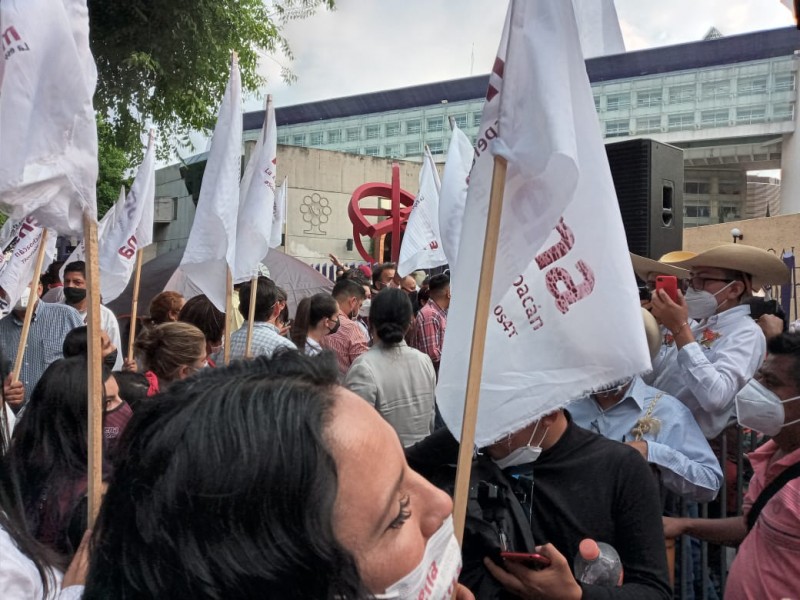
{"left": 107, "top": 247, "right": 334, "bottom": 319}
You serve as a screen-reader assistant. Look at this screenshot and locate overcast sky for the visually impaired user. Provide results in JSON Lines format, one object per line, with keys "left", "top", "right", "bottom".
{"left": 248, "top": 0, "right": 795, "bottom": 110}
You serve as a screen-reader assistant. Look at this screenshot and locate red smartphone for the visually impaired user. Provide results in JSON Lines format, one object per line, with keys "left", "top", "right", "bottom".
{"left": 500, "top": 551, "right": 552, "bottom": 570}
{"left": 655, "top": 275, "right": 678, "bottom": 303}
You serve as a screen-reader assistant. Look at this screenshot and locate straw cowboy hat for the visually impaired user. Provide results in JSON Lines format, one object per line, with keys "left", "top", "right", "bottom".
{"left": 630, "top": 252, "right": 692, "bottom": 281}
{"left": 672, "top": 244, "right": 790, "bottom": 288}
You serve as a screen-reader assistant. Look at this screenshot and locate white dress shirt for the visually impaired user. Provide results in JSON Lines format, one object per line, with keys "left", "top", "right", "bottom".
{"left": 76, "top": 303, "right": 123, "bottom": 371}
{"left": 645, "top": 304, "right": 766, "bottom": 439}
{"left": 569, "top": 376, "right": 723, "bottom": 503}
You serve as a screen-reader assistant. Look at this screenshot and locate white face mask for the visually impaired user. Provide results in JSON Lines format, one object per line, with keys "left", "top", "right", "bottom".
{"left": 13, "top": 287, "right": 31, "bottom": 312}
{"left": 684, "top": 281, "right": 734, "bottom": 320}
{"left": 492, "top": 421, "right": 550, "bottom": 470}
{"left": 373, "top": 515, "right": 462, "bottom": 600}
{"left": 735, "top": 378, "right": 800, "bottom": 436}
{"left": 359, "top": 298, "right": 372, "bottom": 318}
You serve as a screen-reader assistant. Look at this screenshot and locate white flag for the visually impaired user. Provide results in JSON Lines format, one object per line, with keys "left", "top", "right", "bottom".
{"left": 437, "top": 0, "right": 649, "bottom": 447}
{"left": 270, "top": 177, "right": 287, "bottom": 248}
{"left": 0, "top": 217, "right": 56, "bottom": 311}
{"left": 235, "top": 97, "right": 276, "bottom": 282}
{"left": 165, "top": 57, "right": 242, "bottom": 312}
{"left": 571, "top": 0, "right": 625, "bottom": 58}
{"left": 97, "top": 134, "right": 156, "bottom": 302}
{"left": 438, "top": 124, "right": 474, "bottom": 271}
{"left": 398, "top": 149, "right": 448, "bottom": 276}
{"left": 61, "top": 188, "right": 122, "bottom": 280}
{"left": 782, "top": 0, "right": 796, "bottom": 17}
{"left": 0, "top": 0, "right": 98, "bottom": 236}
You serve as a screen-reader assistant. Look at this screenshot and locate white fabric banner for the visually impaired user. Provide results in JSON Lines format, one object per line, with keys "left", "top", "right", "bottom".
{"left": 0, "top": 217, "right": 56, "bottom": 311}
{"left": 235, "top": 98, "right": 276, "bottom": 282}
{"left": 270, "top": 177, "right": 287, "bottom": 248}
{"left": 61, "top": 189, "right": 121, "bottom": 280}
{"left": 398, "top": 149, "right": 448, "bottom": 276}
{"left": 98, "top": 134, "right": 156, "bottom": 302}
{"left": 571, "top": 0, "right": 625, "bottom": 58}
{"left": 437, "top": 0, "right": 650, "bottom": 447}
{"left": 782, "top": 0, "right": 796, "bottom": 17}
{"left": 437, "top": 124, "right": 474, "bottom": 271}
{"left": 0, "top": 0, "right": 98, "bottom": 236}
{"left": 165, "top": 57, "right": 242, "bottom": 312}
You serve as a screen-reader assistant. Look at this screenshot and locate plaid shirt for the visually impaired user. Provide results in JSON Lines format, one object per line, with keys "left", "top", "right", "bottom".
{"left": 319, "top": 310, "right": 369, "bottom": 375}
{"left": 413, "top": 299, "right": 447, "bottom": 368}
{"left": 229, "top": 321, "right": 296, "bottom": 359}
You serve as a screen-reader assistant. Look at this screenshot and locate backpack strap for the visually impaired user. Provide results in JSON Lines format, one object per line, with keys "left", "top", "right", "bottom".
{"left": 746, "top": 461, "right": 800, "bottom": 532}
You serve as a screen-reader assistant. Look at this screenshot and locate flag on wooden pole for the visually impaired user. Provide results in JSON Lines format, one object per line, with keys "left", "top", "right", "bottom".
{"left": 98, "top": 132, "right": 156, "bottom": 302}
{"left": 166, "top": 55, "right": 243, "bottom": 312}
{"left": 438, "top": 123, "right": 474, "bottom": 271}
{"left": 0, "top": 217, "right": 56, "bottom": 311}
{"left": 437, "top": 0, "right": 650, "bottom": 448}
{"left": 571, "top": 0, "right": 625, "bottom": 58}
{"left": 0, "top": 0, "right": 98, "bottom": 236}
{"left": 235, "top": 96, "right": 276, "bottom": 282}
{"left": 270, "top": 177, "right": 287, "bottom": 249}
{"left": 398, "top": 148, "right": 448, "bottom": 276}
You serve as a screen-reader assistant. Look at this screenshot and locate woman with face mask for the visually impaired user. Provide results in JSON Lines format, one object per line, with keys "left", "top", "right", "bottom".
{"left": 290, "top": 293, "right": 341, "bottom": 356}
{"left": 82, "top": 352, "right": 474, "bottom": 600}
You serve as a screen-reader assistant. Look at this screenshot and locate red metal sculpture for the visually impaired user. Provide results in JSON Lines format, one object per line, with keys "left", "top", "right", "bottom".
{"left": 348, "top": 163, "right": 415, "bottom": 263}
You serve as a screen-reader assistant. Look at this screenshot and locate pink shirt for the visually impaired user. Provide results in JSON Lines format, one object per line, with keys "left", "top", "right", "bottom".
{"left": 725, "top": 440, "right": 800, "bottom": 599}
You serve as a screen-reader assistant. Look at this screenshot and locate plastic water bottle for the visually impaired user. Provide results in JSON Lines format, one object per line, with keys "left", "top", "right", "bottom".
{"left": 573, "top": 539, "right": 623, "bottom": 587}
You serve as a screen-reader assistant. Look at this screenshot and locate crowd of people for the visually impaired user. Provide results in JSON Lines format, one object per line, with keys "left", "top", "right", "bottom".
{"left": 0, "top": 243, "right": 798, "bottom": 599}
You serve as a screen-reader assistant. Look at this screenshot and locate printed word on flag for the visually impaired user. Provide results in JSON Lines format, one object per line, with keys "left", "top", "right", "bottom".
{"left": 398, "top": 149, "right": 448, "bottom": 276}
{"left": 436, "top": 0, "right": 650, "bottom": 447}
{"left": 0, "top": 216, "right": 56, "bottom": 312}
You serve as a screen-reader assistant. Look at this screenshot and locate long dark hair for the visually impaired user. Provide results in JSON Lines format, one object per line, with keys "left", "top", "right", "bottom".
{"left": 4, "top": 357, "right": 109, "bottom": 558}
{"left": 0, "top": 352, "right": 63, "bottom": 594}
{"left": 370, "top": 288, "right": 413, "bottom": 345}
{"left": 290, "top": 293, "right": 339, "bottom": 350}
{"left": 84, "top": 351, "right": 372, "bottom": 599}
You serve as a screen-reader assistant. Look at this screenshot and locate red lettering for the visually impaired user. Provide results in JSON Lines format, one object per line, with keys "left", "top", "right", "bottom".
{"left": 535, "top": 218, "right": 575, "bottom": 270}
{"left": 1, "top": 26, "right": 20, "bottom": 48}
{"left": 545, "top": 260, "right": 595, "bottom": 314}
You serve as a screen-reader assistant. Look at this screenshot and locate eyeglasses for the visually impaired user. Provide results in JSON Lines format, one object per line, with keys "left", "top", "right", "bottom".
{"left": 645, "top": 280, "right": 690, "bottom": 293}
{"left": 689, "top": 276, "right": 736, "bottom": 292}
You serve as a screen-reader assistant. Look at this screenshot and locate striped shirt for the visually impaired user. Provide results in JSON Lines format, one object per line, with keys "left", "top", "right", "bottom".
{"left": 229, "top": 321, "right": 296, "bottom": 360}
{"left": 319, "top": 310, "right": 369, "bottom": 376}
{"left": 0, "top": 302, "right": 84, "bottom": 404}
{"left": 413, "top": 299, "right": 448, "bottom": 369}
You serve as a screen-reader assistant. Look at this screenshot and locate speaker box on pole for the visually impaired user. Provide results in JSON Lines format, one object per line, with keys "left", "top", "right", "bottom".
{"left": 605, "top": 138, "right": 684, "bottom": 260}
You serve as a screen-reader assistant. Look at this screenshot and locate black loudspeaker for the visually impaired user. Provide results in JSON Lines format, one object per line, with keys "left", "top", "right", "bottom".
{"left": 605, "top": 138, "right": 684, "bottom": 260}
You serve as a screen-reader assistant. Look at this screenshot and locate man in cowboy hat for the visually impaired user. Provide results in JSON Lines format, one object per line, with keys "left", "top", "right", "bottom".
{"left": 648, "top": 244, "right": 790, "bottom": 439}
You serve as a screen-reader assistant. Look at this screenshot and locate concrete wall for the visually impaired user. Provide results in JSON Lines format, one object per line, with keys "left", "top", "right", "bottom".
{"left": 153, "top": 145, "right": 424, "bottom": 268}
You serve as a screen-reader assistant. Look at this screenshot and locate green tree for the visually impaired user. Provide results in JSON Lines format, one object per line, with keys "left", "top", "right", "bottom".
{"left": 96, "top": 117, "right": 132, "bottom": 218}
{"left": 88, "top": 0, "right": 334, "bottom": 159}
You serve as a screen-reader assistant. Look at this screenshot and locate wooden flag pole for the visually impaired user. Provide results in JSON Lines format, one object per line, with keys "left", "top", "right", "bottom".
{"left": 224, "top": 267, "right": 233, "bottom": 365}
{"left": 11, "top": 229, "right": 50, "bottom": 382}
{"left": 244, "top": 274, "right": 258, "bottom": 358}
{"left": 83, "top": 214, "right": 104, "bottom": 526}
{"left": 451, "top": 155, "right": 508, "bottom": 545}
{"left": 127, "top": 249, "right": 144, "bottom": 363}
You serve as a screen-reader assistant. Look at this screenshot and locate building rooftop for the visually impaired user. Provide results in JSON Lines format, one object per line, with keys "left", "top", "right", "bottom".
{"left": 243, "top": 26, "right": 800, "bottom": 131}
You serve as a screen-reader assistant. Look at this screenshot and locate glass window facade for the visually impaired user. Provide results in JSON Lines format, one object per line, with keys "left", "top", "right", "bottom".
{"left": 736, "top": 106, "right": 766, "bottom": 124}
{"left": 605, "top": 119, "right": 629, "bottom": 137}
{"left": 701, "top": 109, "right": 729, "bottom": 127}
{"left": 637, "top": 89, "right": 662, "bottom": 108}
{"left": 668, "top": 112, "right": 695, "bottom": 131}
{"left": 406, "top": 119, "right": 421, "bottom": 134}
{"left": 427, "top": 117, "right": 444, "bottom": 132}
{"left": 309, "top": 132, "right": 323, "bottom": 146}
{"left": 637, "top": 117, "right": 662, "bottom": 133}
{"left": 346, "top": 127, "right": 360, "bottom": 142}
{"left": 428, "top": 139, "right": 444, "bottom": 154}
{"left": 365, "top": 125, "right": 381, "bottom": 139}
{"left": 702, "top": 80, "right": 730, "bottom": 100}
{"left": 328, "top": 130, "right": 341, "bottom": 144}
{"left": 473, "top": 111, "right": 482, "bottom": 127}
{"left": 738, "top": 76, "right": 767, "bottom": 95}
{"left": 386, "top": 122, "right": 400, "bottom": 137}
{"left": 364, "top": 146, "right": 380, "bottom": 156}
{"left": 668, "top": 84, "right": 695, "bottom": 104}
{"left": 452, "top": 113, "right": 468, "bottom": 129}
{"left": 405, "top": 142, "right": 421, "bottom": 155}
{"left": 606, "top": 93, "right": 630, "bottom": 111}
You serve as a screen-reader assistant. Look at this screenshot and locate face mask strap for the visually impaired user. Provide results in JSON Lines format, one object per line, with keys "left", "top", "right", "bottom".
{"left": 525, "top": 420, "right": 541, "bottom": 447}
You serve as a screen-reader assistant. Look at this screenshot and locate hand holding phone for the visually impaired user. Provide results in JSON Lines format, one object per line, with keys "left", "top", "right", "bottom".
{"left": 655, "top": 275, "right": 678, "bottom": 304}
{"left": 499, "top": 551, "right": 552, "bottom": 571}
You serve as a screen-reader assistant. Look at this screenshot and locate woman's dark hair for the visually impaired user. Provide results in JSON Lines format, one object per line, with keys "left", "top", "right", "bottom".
{"left": 112, "top": 371, "right": 150, "bottom": 412}
{"left": 0, "top": 349, "right": 64, "bottom": 594}
{"left": 290, "top": 293, "right": 339, "bottom": 350}
{"left": 239, "top": 276, "right": 278, "bottom": 322}
{"left": 62, "top": 325, "right": 89, "bottom": 358}
{"left": 4, "top": 357, "right": 110, "bottom": 558}
{"left": 370, "top": 288, "right": 413, "bottom": 345}
{"left": 179, "top": 294, "right": 225, "bottom": 345}
{"left": 84, "top": 351, "right": 371, "bottom": 599}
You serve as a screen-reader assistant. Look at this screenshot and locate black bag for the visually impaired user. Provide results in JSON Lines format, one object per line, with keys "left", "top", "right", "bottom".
{"left": 429, "top": 457, "right": 536, "bottom": 599}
